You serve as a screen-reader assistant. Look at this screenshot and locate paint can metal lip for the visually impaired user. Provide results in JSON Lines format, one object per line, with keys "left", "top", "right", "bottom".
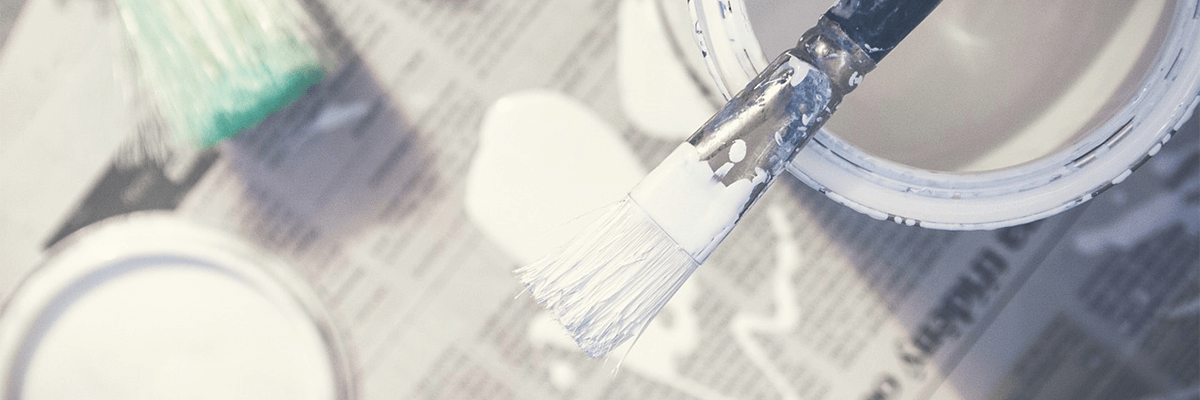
{"left": 690, "top": 0, "right": 1200, "bottom": 230}
{"left": 0, "top": 212, "right": 357, "bottom": 400}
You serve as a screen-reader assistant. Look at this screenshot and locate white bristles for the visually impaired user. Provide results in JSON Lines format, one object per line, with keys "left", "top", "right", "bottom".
{"left": 516, "top": 49, "right": 834, "bottom": 358}
{"left": 516, "top": 197, "right": 699, "bottom": 358}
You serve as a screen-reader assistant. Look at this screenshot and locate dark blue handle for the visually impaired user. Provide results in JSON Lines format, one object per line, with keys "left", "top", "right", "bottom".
{"left": 824, "top": 0, "right": 943, "bottom": 62}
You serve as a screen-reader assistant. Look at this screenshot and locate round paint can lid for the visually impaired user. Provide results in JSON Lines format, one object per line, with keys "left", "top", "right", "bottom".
{"left": 0, "top": 213, "right": 355, "bottom": 400}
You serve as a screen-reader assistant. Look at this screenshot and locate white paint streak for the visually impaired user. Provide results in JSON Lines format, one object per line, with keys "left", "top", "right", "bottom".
{"left": 729, "top": 205, "right": 803, "bottom": 400}
{"left": 848, "top": 71, "right": 862, "bottom": 87}
{"left": 464, "top": 90, "right": 727, "bottom": 393}
{"left": 466, "top": 90, "right": 729, "bottom": 396}
{"left": 306, "top": 102, "right": 370, "bottom": 133}
{"left": 527, "top": 281, "right": 729, "bottom": 399}
{"left": 785, "top": 58, "right": 818, "bottom": 87}
{"left": 464, "top": 91, "right": 646, "bottom": 264}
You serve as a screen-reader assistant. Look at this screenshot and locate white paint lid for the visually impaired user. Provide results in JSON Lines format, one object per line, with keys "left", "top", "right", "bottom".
{"left": 0, "top": 213, "right": 355, "bottom": 400}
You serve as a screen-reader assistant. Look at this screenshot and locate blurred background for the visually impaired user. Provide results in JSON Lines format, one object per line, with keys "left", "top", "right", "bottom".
{"left": 0, "top": 0, "right": 1196, "bottom": 399}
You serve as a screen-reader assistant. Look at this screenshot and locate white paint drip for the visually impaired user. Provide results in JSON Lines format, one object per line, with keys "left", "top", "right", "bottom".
{"left": 728, "top": 205, "right": 803, "bottom": 400}
{"left": 474, "top": 93, "right": 703, "bottom": 356}
{"left": 727, "top": 205, "right": 887, "bottom": 400}
{"left": 464, "top": 91, "right": 645, "bottom": 265}
{"left": 470, "top": 94, "right": 674, "bottom": 356}
{"left": 306, "top": 102, "right": 370, "bottom": 133}
{"left": 617, "top": 295, "right": 736, "bottom": 400}
{"left": 630, "top": 142, "right": 767, "bottom": 261}
{"left": 786, "top": 58, "right": 818, "bottom": 88}
{"left": 526, "top": 279, "right": 732, "bottom": 400}
{"left": 729, "top": 139, "right": 746, "bottom": 162}
{"left": 286, "top": 101, "right": 372, "bottom": 151}
{"left": 517, "top": 55, "right": 815, "bottom": 356}
{"left": 713, "top": 161, "right": 735, "bottom": 178}
{"left": 464, "top": 90, "right": 726, "bottom": 396}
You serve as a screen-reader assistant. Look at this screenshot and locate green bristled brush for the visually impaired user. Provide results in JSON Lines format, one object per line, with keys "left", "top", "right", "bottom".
{"left": 115, "top": 0, "right": 330, "bottom": 148}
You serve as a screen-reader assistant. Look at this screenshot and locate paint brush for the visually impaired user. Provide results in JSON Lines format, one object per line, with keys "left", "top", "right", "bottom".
{"left": 516, "top": 0, "right": 944, "bottom": 358}
{"left": 115, "top": 0, "right": 332, "bottom": 148}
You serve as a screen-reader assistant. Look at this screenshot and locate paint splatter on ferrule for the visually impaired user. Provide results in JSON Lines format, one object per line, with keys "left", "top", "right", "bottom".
{"left": 796, "top": 16, "right": 878, "bottom": 113}
{"left": 685, "top": 16, "right": 875, "bottom": 190}
{"left": 686, "top": 54, "right": 830, "bottom": 189}
{"left": 630, "top": 19, "right": 877, "bottom": 263}
{"left": 627, "top": 52, "right": 833, "bottom": 262}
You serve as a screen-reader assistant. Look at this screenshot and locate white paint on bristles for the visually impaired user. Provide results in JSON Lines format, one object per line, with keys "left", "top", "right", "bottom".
{"left": 466, "top": 83, "right": 842, "bottom": 400}
{"left": 519, "top": 130, "right": 771, "bottom": 357}
{"left": 467, "top": 89, "right": 714, "bottom": 379}
{"left": 495, "top": 51, "right": 816, "bottom": 357}
{"left": 467, "top": 91, "right": 707, "bottom": 358}
{"left": 516, "top": 128, "right": 773, "bottom": 357}
{"left": 467, "top": 87, "right": 766, "bottom": 357}
{"left": 517, "top": 198, "right": 701, "bottom": 357}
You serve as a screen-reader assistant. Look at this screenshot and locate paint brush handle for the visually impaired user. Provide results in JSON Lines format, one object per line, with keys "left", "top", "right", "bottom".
{"left": 630, "top": 1, "right": 943, "bottom": 262}
{"left": 630, "top": 49, "right": 838, "bottom": 262}
{"left": 675, "top": 0, "right": 945, "bottom": 195}
{"left": 824, "top": 0, "right": 944, "bottom": 62}
{"left": 514, "top": 0, "right": 947, "bottom": 358}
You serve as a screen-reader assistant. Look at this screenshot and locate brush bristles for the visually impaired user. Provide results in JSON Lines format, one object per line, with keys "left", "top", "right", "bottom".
{"left": 516, "top": 197, "right": 699, "bottom": 358}
{"left": 116, "top": 0, "right": 328, "bottom": 147}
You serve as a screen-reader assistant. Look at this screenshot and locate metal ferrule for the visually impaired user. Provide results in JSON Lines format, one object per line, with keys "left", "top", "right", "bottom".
{"left": 684, "top": 16, "right": 876, "bottom": 215}
{"left": 796, "top": 17, "right": 879, "bottom": 111}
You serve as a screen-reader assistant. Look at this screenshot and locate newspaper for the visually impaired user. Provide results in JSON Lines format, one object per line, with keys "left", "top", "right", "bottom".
{"left": 1, "top": 0, "right": 1197, "bottom": 399}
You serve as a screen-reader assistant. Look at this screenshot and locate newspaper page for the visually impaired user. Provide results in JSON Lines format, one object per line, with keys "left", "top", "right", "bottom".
{"left": 0, "top": 0, "right": 1196, "bottom": 399}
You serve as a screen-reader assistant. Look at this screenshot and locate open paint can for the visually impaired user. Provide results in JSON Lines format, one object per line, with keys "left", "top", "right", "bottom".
{"left": 0, "top": 213, "right": 355, "bottom": 400}
{"left": 685, "top": 0, "right": 1200, "bottom": 229}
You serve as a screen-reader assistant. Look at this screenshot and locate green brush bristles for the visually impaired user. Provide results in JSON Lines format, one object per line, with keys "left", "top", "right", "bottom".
{"left": 116, "top": 0, "right": 328, "bottom": 148}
